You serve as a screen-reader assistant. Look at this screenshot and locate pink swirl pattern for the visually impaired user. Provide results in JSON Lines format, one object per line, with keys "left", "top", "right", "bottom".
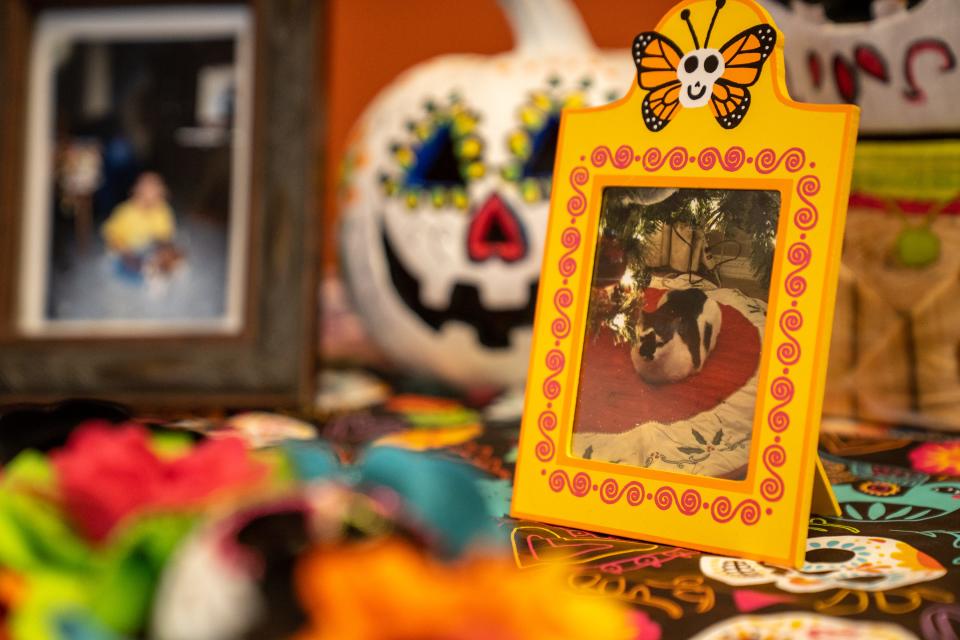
{"left": 599, "top": 479, "right": 646, "bottom": 505}
{"left": 654, "top": 486, "right": 702, "bottom": 515}
{"left": 795, "top": 175, "right": 821, "bottom": 230}
{"left": 785, "top": 242, "right": 811, "bottom": 297}
{"left": 710, "top": 497, "right": 761, "bottom": 525}
{"left": 549, "top": 469, "right": 591, "bottom": 497}
{"left": 543, "top": 349, "right": 565, "bottom": 399}
{"left": 777, "top": 310, "right": 802, "bottom": 366}
{"left": 558, "top": 228, "right": 581, "bottom": 277}
{"left": 536, "top": 145, "right": 828, "bottom": 527}
{"left": 551, "top": 288, "right": 573, "bottom": 339}
{"left": 567, "top": 167, "right": 589, "bottom": 216}
{"left": 535, "top": 410, "right": 557, "bottom": 462}
{"left": 642, "top": 146, "right": 689, "bottom": 172}
{"left": 591, "top": 145, "right": 635, "bottom": 169}
{"left": 760, "top": 444, "right": 786, "bottom": 502}
{"left": 697, "top": 146, "right": 747, "bottom": 171}
{"left": 767, "top": 376, "right": 794, "bottom": 433}
{"left": 755, "top": 147, "right": 806, "bottom": 174}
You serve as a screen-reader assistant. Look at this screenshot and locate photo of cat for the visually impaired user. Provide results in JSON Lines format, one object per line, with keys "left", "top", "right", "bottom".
{"left": 572, "top": 186, "right": 781, "bottom": 480}
{"left": 632, "top": 288, "right": 722, "bottom": 385}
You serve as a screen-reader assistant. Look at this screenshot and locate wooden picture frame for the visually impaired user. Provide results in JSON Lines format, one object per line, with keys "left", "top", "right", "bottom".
{"left": 511, "top": 0, "right": 858, "bottom": 567}
{"left": 0, "top": 0, "right": 322, "bottom": 408}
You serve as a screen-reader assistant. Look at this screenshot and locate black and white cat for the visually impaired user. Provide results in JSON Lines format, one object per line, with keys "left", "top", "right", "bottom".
{"left": 630, "top": 288, "right": 722, "bottom": 384}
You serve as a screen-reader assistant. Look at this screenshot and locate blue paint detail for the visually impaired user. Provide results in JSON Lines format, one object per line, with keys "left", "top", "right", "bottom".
{"left": 521, "top": 113, "right": 561, "bottom": 179}
{"left": 404, "top": 125, "right": 465, "bottom": 188}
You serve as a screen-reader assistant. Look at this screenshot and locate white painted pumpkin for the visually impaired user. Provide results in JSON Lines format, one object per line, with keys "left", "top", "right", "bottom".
{"left": 338, "top": 0, "right": 631, "bottom": 389}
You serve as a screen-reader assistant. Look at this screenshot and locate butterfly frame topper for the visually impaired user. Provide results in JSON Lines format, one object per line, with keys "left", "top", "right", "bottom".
{"left": 511, "top": 0, "right": 859, "bottom": 568}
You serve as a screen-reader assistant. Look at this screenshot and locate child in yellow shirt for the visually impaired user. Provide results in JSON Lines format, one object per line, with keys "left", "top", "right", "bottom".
{"left": 102, "top": 172, "right": 176, "bottom": 277}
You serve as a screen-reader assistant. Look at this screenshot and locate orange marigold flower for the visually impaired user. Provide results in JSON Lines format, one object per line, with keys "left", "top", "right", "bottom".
{"left": 294, "top": 538, "right": 653, "bottom": 640}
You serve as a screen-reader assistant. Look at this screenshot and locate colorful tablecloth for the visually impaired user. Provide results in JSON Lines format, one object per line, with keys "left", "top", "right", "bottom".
{"left": 2, "top": 391, "right": 959, "bottom": 639}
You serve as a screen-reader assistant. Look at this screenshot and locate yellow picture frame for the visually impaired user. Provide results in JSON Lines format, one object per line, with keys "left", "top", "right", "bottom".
{"left": 510, "top": 0, "right": 859, "bottom": 568}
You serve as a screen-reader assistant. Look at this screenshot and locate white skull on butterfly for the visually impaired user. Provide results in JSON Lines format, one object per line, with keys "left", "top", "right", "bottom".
{"left": 632, "top": 0, "right": 776, "bottom": 131}
{"left": 338, "top": 0, "right": 631, "bottom": 390}
{"left": 700, "top": 535, "right": 945, "bottom": 594}
{"left": 676, "top": 3, "right": 728, "bottom": 108}
{"left": 677, "top": 46, "right": 725, "bottom": 107}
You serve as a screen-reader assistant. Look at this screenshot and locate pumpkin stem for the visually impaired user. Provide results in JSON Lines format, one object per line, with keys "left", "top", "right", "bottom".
{"left": 498, "top": 0, "right": 595, "bottom": 53}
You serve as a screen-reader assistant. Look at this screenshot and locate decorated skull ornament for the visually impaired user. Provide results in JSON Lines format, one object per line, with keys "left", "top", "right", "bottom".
{"left": 833, "top": 478, "right": 960, "bottom": 522}
{"left": 690, "top": 613, "right": 918, "bottom": 640}
{"left": 700, "top": 535, "right": 946, "bottom": 593}
{"left": 338, "top": 0, "right": 630, "bottom": 389}
{"left": 763, "top": 0, "right": 960, "bottom": 134}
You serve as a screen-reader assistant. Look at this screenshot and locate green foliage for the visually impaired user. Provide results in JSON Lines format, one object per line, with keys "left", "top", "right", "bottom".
{"left": 599, "top": 187, "right": 781, "bottom": 290}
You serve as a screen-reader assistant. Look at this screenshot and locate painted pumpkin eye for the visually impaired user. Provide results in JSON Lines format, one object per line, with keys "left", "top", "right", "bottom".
{"left": 405, "top": 126, "right": 466, "bottom": 188}
{"left": 502, "top": 77, "right": 597, "bottom": 203}
{"left": 704, "top": 54, "right": 719, "bottom": 73}
{"left": 521, "top": 114, "right": 560, "bottom": 181}
{"left": 684, "top": 56, "right": 699, "bottom": 73}
{"left": 381, "top": 97, "right": 484, "bottom": 210}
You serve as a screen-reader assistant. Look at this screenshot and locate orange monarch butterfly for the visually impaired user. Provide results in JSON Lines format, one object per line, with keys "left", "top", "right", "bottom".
{"left": 633, "top": 0, "right": 776, "bottom": 131}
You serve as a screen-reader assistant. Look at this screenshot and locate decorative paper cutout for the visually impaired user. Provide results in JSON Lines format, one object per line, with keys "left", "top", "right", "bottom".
{"left": 52, "top": 422, "right": 268, "bottom": 542}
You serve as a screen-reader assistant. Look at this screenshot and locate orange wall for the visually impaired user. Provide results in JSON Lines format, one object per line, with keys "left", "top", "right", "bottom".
{"left": 323, "top": 0, "right": 676, "bottom": 264}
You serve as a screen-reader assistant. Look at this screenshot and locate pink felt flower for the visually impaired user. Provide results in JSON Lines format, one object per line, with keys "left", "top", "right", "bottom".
{"left": 908, "top": 441, "right": 960, "bottom": 477}
{"left": 52, "top": 422, "right": 269, "bottom": 541}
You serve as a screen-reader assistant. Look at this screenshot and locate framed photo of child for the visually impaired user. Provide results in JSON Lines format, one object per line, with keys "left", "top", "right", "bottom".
{"left": 510, "top": 0, "right": 859, "bottom": 566}
{"left": 0, "top": 1, "right": 322, "bottom": 407}
{"left": 18, "top": 6, "right": 253, "bottom": 336}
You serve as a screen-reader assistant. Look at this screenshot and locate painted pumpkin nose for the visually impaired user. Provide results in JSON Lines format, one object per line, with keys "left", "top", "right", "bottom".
{"left": 467, "top": 194, "right": 526, "bottom": 262}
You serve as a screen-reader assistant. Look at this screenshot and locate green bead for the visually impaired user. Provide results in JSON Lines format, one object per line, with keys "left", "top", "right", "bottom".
{"left": 895, "top": 227, "right": 940, "bottom": 268}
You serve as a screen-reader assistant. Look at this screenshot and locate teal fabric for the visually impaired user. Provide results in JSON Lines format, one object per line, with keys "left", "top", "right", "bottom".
{"left": 282, "top": 442, "right": 500, "bottom": 555}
